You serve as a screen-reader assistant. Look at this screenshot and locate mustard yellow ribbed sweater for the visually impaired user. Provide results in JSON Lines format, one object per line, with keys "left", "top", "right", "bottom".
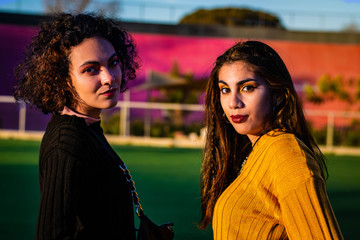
{"left": 213, "top": 132, "right": 343, "bottom": 239}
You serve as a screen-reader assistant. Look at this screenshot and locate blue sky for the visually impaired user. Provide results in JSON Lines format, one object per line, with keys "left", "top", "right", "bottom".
{"left": 1, "top": 0, "right": 360, "bottom": 31}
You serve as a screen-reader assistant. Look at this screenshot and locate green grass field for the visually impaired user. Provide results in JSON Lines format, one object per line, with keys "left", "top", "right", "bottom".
{"left": 0, "top": 139, "right": 359, "bottom": 239}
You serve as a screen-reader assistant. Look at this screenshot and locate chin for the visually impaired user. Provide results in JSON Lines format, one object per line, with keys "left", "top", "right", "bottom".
{"left": 232, "top": 128, "right": 247, "bottom": 136}
{"left": 108, "top": 100, "right": 119, "bottom": 109}
{"left": 233, "top": 126, "right": 254, "bottom": 136}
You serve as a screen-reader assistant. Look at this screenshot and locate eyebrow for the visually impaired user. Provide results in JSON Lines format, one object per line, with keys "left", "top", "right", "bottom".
{"left": 78, "top": 53, "right": 118, "bottom": 69}
{"left": 218, "top": 78, "right": 257, "bottom": 86}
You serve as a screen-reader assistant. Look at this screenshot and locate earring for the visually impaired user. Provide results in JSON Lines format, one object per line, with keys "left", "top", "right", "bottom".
{"left": 223, "top": 113, "right": 230, "bottom": 123}
{"left": 272, "top": 105, "right": 276, "bottom": 111}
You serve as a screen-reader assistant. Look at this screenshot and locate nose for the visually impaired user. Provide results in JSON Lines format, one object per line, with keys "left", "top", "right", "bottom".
{"left": 100, "top": 67, "right": 115, "bottom": 85}
{"left": 229, "top": 92, "right": 243, "bottom": 109}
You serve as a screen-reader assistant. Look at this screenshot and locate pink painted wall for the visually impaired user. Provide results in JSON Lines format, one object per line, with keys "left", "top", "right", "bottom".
{"left": 133, "top": 33, "right": 360, "bottom": 86}
{"left": 131, "top": 33, "right": 360, "bottom": 116}
{"left": 1, "top": 24, "right": 360, "bottom": 129}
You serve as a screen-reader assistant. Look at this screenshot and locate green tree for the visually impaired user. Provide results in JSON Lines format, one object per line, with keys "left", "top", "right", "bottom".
{"left": 43, "top": 0, "right": 120, "bottom": 17}
{"left": 179, "top": 7, "right": 284, "bottom": 29}
{"left": 356, "top": 77, "right": 360, "bottom": 101}
{"left": 151, "top": 61, "right": 204, "bottom": 126}
{"left": 304, "top": 74, "right": 352, "bottom": 104}
{"left": 44, "top": 0, "right": 91, "bottom": 13}
{"left": 304, "top": 84, "right": 323, "bottom": 104}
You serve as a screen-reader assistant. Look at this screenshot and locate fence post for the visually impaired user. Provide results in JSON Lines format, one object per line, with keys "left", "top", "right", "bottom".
{"left": 18, "top": 101, "right": 26, "bottom": 132}
{"left": 144, "top": 71, "right": 151, "bottom": 137}
{"left": 144, "top": 90, "right": 151, "bottom": 137}
{"left": 120, "top": 91, "right": 130, "bottom": 136}
{"left": 326, "top": 112, "right": 334, "bottom": 148}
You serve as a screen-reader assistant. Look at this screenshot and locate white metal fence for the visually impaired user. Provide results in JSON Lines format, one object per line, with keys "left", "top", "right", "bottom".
{"left": 1, "top": 95, "right": 360, "bottom": 149}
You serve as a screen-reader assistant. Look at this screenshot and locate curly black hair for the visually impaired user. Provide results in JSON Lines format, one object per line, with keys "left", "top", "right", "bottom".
{"left": 14, "top": 13, "right": 139, "bottom": 114}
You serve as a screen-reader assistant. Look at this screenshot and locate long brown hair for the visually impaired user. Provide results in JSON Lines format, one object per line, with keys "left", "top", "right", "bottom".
{"left": 199, "top": 40, "right": 327, "bottom": 229}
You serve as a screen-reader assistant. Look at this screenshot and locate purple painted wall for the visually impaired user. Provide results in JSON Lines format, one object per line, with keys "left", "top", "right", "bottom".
{"left": 1, "top": 24, "right": 360, "bottom": 130}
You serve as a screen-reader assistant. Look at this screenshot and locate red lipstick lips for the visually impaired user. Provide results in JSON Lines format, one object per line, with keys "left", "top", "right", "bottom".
{"left": 101, "top": 88, "right": 116, "bottom": 97}
{"left": 230, "top": 115, "right": 248, "bottom": 123}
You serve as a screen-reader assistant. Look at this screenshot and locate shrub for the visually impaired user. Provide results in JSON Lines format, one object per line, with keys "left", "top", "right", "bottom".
{"left": 310, "top": 124, "right": 360, "bottom": 147}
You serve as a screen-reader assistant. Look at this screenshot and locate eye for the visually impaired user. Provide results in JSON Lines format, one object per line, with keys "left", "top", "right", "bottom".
{"left": 82, "top": 66, "right": 99, "bottom": 74}
{"left": 241, "top": 84, "right": 256, "bottom": 92}
{"left": 220, "top": 86, "right": 230, "bottom": 94}
{"left": 110, "top": 58, "right": 120, "bottom": 68}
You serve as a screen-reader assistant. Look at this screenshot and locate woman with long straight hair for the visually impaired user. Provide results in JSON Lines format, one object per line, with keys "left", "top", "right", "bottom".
{"left": 200, "top": 40, "right": 343, "bottom": 239}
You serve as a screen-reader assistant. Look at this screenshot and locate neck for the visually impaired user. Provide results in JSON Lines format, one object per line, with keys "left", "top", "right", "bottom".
{"left": 251, "top": 134, "right": 263, "bottom": 147}
{"left": 61, "top": 106, "right": 101, "bottom": 126}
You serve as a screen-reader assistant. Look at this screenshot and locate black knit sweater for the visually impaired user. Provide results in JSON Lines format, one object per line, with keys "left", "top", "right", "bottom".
{"left": 36, "top": 114, "right": 136, "bottom": 240}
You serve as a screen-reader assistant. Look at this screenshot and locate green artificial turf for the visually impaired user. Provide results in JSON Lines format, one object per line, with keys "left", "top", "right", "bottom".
{"left": 0, "top": 139, "right": 359, "bottom": 239}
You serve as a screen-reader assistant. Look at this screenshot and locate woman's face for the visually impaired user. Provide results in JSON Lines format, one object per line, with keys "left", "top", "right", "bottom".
{"left": 218, "top": 61, "right": 272, "bottom": 143}
{"left": 69, "top": 36, "right": 122, "bottom": 118}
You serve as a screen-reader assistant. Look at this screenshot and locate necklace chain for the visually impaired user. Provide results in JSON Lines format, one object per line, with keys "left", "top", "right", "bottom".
{"left": 239, "top": 135, "right": 263, "bottom": 175}
{"left": 239, "top": 156, "right": 248, "bottom": 174}
{"left": 118, "top": 162, "right": 143, "bottom": 216}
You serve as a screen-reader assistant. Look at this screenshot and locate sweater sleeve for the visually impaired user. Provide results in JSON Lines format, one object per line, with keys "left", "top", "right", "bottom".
{"left": 36, "top": 148, "right": 81, "bottom": 240}
{"left": 279, "top": 177, "right": 343, "bottom": 239}
{"left": 270, "top": 135, "right": 343, "bottom": 239}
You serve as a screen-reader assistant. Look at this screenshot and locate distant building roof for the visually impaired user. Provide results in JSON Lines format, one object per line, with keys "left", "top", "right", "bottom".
{"left": 1, "top": 12, "right": 359, "bottom": 43}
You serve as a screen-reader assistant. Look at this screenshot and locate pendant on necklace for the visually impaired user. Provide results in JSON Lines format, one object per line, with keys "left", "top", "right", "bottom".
{"left": 238, "top": 156, "right": 248, "bottom": 175}
{"left": 239, "top": 134, "right": 264, "bottom": 176}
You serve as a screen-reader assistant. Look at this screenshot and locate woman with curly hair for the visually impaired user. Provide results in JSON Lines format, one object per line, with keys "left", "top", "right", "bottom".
{"left": 199, "top": 41, "right": 343, "bottom": 239}
{"left": 14, "top": 13, "right": 139, "bottom": 239}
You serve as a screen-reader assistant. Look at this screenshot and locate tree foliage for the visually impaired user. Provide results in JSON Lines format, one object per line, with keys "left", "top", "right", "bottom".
{"left": 43, "top": 0, "right": 120, "bottom": 17}
{"left": 44, "top": 0, "right": 91, "bottom": 13}
{"left": 304, "top": 84, "right": 323, "bottom": 104}
{"left": 341, "top": 22, "right": 360, "bottom": 33}
{"left": 179, "top": 7, "right": 284, "bottom": 29}
{"left": 150, "top": 61, "right": 203, "bottom": 126}
{"left": 356, "top": 77, "right": 360, "bottom": 101}
{"left": 304, "top": 74, "right": 359, "bottom": 104}
{"left": 152, "top": 61, "right": 202, "bottom": 104}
